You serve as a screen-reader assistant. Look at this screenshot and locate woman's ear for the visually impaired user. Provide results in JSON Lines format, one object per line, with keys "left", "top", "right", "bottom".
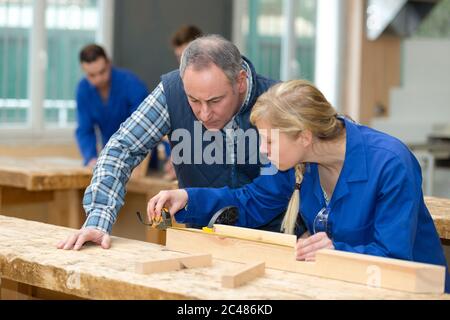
{"left": 299, "top": 130, "right": 313, "bottom": 148}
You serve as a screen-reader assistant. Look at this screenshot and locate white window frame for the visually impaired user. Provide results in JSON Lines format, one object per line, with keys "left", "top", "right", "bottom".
{"left": 0, "top": 0, "right": 114, "bottom": 144}
{"left": 314, "top": 0, "right": 345, "bottom": 111}
{"left": 232, "top": 0, "right": 345, "bottom": 110}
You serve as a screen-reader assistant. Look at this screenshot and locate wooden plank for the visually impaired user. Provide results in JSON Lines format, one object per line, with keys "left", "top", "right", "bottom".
{"left": 166, "top": 227, "right": 446, "bottom": 294}
{"left": 425, "top": 196, "right": 450, "bottom": 240}
{"left": 213, "top": 224, "right": 296, "bottom": 247}
{"left": 315, "top": 250, "right": 445, "bottom": 293}
{"left": 222, "top": 262, "right": 265, "bottom": 288}
{"left": 135, "top": 254, "right": 212, "bottom": 274}
{"left": 166, "top": 228, "right": 318, "bottom": 275}
{"left": 0, "top": 215, "right": 448, "bottom": 300}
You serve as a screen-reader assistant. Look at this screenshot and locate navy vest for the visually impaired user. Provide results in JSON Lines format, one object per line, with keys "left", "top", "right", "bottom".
{"left": 161, "top": 57, "right": 276, "bottom": 189}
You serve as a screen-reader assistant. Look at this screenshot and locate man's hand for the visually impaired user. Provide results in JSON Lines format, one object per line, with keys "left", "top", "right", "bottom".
{"left": 57, "top": 228, "right": 111, "bottom": 251}
{"left": 87, "top": 158, "right": 97, "bottom": 168}
{"left": 147, "top": 189, "right": 188, "bottom": 221}
{"left": 163, "top": 160, "right": 177, "bottom": 181}
{"left": 296, "top": 232, "right": 334, "bottom": 261}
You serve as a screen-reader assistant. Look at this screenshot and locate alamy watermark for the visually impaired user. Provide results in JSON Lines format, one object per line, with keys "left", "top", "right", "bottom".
{"left": 169, "top": 121, "right": 280, "bottom": 176}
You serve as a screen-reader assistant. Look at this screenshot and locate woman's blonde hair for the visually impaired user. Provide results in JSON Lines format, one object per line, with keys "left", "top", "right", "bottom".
{"left": 250, "top": 80, "right": 344, "bottom": 235}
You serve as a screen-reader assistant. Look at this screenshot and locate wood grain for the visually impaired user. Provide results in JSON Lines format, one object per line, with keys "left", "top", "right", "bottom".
{"left": 2, "top": 215, "right": 448, "bottom": 300}
{"left": 425, "top": 196, "right": 450, "bottom": 240}
{"left": 167, "top": 227, "right": 446, "bottom": 294}
{"left": 222, "top": 262, "right": 265, "bottom": 288}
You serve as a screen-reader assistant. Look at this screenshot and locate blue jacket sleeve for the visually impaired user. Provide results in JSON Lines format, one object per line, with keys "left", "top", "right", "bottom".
{"left": 75, "top": 83, "right": 98, "bottom": 165}
{"left": 333, "top": 158, "right": 419, "bottom": 260}
{"left": 127, "top": 76, "right": 149, "bottom": 114}
{"left": 175, "top": 166, "right": 296, "bottom": 228}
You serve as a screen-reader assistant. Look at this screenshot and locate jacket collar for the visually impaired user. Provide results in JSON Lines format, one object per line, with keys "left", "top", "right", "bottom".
{"left": 312, "top": 117, "right": 368, "bottom": 206}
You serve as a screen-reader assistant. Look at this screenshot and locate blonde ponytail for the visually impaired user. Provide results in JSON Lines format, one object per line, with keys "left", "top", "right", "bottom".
{"left": 281, "top": 164, "right": 305, "bottom": 234}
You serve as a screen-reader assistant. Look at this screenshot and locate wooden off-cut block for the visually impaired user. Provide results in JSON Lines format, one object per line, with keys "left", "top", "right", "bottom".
{"left": 135, "top": 254, "right": 212, "bottom": 274}
{"left": 222, "top": 262, "right": 265, "bottom": 288}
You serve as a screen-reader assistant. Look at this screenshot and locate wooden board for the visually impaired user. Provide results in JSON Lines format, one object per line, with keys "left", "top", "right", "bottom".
{"left": 425, "top": 196, "right": 450, "bottom": 240}
{"left": 167, "top": 227, "right": 318, "bottom": 276}
{"left": 315, "top": 250, "right": 445, "bottom": 293}
{"left": 135, "top": 254, "right": 212, "bottom": 274}
{"left": 1, "top": 215, "right": 448, "bottom": 300}
{"left": 213, "top": 224, "right": 296, "bottom": 247}
{"left": 166, "top": 227, "right": 446, "bottom": 294}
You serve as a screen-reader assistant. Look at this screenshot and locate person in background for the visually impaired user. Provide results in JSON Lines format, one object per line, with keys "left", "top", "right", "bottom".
{"left": 75, "top": 44, "right": 149, "bottom": 167}
{"left": 171, "top": 25, "right": 203, "bottom": 63}
{"left": 159, "top": 25, "right": 204, "bottom": 180}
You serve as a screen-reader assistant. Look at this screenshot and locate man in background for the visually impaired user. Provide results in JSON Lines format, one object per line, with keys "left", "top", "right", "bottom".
{"left": 171, "top": 25, "right": 203, "bottom": 63}
{"left": 159, "top": 25, "right": 204, "bottom": 180}
{"left": 75, "top": 44, "right": 149, "bottom": 167}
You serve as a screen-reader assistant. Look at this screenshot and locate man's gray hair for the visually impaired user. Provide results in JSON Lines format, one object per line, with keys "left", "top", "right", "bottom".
{"left": 179, "top": 34, "right": 243, "bottom": 85}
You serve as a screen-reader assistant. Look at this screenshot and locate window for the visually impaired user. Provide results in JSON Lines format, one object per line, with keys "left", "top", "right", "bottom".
{"left": 238, "top": 0, "right": 317, "bottom": 81}
{"left": 0, "top": 0, "right": 108, "bottom": 136}
{"left": 45, "top": 0, "right": 99, "bottom": 127}
{"left": 414, "top": 0, "right": 450, "bottom": 38}
{"left": 0, "top": 0, "right": 32, "bottom": 126}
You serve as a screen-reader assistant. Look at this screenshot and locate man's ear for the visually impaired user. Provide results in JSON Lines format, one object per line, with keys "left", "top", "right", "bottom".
{"left": 237, "top": 70, "right": 247, "bottom": 94}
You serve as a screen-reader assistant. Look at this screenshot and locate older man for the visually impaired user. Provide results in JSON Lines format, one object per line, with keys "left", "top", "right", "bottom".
{"left": 58, "top": 35, "right": 295, "bottom": 250}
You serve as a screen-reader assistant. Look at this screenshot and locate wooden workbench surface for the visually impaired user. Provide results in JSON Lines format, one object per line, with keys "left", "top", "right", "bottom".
{"left": 426, "top": 196, "right": 450, "bottom": 240}
{"left": 0, "top": 156, "right": 177, "bottom": 193}
{"left": 0, "top": 156, "right": 92, "bottom": 191}
{"left": 0, "top": 215, "right": 448, "bottom": 300}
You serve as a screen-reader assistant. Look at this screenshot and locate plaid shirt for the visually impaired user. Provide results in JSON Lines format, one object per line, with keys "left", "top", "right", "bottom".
{"left": 83, "top": 62, "right": 254, "bottom": 234}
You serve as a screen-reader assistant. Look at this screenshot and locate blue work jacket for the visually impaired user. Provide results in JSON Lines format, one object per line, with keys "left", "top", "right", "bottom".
{"left": 177, "top": 117, "right": 449, "bottom": 293}
{"left": 75, "top": 67, "right": 149, "bottom": 165}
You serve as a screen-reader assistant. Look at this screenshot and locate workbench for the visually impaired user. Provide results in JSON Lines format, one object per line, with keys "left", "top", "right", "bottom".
{"left": 0, "top": 156, "right": 448, "bottom": 242}
{"left": 0, "top": 156, "right": 92, "bottom": 228}
{"left": 425, "top": 196, "right": 450, "bottom": 241}
{"left": 0, "top": 215, "right": 448, "bottom": 300}
{"left": 0, "top": 156, "right": 177, "bottom": 242}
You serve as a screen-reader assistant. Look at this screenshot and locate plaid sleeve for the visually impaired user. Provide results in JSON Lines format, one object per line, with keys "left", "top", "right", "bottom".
{"left": 83, "top": 82, "right": 171, "bottom": 234}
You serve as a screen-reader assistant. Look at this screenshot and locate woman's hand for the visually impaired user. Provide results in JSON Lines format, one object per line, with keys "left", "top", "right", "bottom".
{"left": 296, "top": 232, "right": 334, "bottom": 261}
{"left": 147, "top": 189, "right": 188, "bottom": 222}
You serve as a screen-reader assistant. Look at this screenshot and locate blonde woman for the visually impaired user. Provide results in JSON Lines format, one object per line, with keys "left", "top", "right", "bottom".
{"left": 148, "top": 80, "right": 449, "bottom": 292}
